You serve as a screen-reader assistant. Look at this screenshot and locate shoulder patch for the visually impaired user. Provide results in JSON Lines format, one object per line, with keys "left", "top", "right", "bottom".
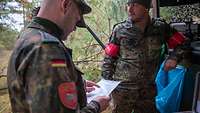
{"left": 39, "top": 31, "right": 60, "bottom": 44}
{"left": 58, "top": 82, "right": 78, "bottom": 110}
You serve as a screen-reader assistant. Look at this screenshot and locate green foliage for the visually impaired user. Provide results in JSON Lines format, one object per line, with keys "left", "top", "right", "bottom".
{"left": 160, "top": 4, "right": 200, "bottom": 22}
{"left": 64, "top": 0, "right": 128, "bottom": 80}
{"left": 66, "top": 28, "right": 103, "bottom": 81}
{"left": 0, "top": 26, "right": 18, "bottom": 49}
{"left": 160, "top": 7, "right": 173, "bottom": 22}
{"left": 109, "top": 0, "right": 127, "bottom": 22}
{"left": 82, "top": 64, "right": 101, "bottom": 82}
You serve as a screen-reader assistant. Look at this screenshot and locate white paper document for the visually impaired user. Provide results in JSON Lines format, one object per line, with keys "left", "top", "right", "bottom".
{"left": 86, "top": 79, "right": 121, "bottom": 103}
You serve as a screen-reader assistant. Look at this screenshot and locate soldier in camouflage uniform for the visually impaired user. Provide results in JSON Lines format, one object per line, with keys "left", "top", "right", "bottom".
{"left": 101, "top": 0, "right": 186, "bottom": 113}
{"left": 7, "top": 0, "right": 110, "bottom": 113}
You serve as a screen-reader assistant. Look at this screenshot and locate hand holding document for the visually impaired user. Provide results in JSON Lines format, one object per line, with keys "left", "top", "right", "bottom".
{"left": 87, "top": 79, "right": 121, "bottom": 103}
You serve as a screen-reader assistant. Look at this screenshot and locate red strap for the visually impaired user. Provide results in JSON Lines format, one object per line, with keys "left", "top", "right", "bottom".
{"left": 167, "top": 32, "right": 185, "bottom": 49}
{"left": 105, "top": 43, "right": 119, "bottom": 57}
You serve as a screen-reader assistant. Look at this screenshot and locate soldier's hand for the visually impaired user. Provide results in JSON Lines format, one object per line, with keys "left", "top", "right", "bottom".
{"left": 86, "top": 80, "right": 100, "bottom": 93}
{"left": 93, "top": 96, "right": 111, "bottom": 112}
{"left": 164, "top": 59, "right": 177, "bottom": 71}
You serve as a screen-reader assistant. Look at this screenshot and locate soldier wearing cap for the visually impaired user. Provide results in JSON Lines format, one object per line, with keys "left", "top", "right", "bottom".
{"left": 101, "top": 0, "right": 186, "bottom": 113}
{"left": 7, "top": 0, "right": 110, "bottom": 113}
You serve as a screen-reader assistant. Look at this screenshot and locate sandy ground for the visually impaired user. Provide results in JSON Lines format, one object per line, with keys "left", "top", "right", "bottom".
{"left": 0, "top": 90, "right": 12, "bottom": 113}
{"left": 0, "top": 50, "right": 10, "bottom": 76}
{"left": 0, "top": 50, "right": 11, "bottom": 113}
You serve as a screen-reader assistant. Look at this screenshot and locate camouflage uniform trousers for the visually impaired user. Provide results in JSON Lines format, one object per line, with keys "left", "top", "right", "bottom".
{"left": 111, "top": 84, "right": 157, "bottom": 113}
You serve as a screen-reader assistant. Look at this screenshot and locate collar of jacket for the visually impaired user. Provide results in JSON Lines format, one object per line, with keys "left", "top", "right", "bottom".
{"left": 123, "top": 17, "right": 134, "bottom": 28}
{"left": 125, "top": 16, "right": 152, "bottom": 27}
{"left": 27, "top": 17, "right": 64, "bottom": 39}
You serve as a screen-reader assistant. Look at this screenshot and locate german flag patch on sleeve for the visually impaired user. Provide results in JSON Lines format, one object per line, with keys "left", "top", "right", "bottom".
{"left": 51, "top": 59, "right": 67, "bottom": 68}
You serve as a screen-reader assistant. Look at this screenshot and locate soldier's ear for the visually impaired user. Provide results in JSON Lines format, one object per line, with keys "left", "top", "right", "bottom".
{"left": 61, "top": 0, "right": 71, "bottom": 13}
{"left": 144, "top": 8, "right": 149, "bottom": 14}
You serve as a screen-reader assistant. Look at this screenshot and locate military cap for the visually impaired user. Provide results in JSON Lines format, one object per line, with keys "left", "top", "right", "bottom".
{"left": 74, "top": 0, "right": 91, "bottom": 27}
{"left": 74, "top": 0, "right": 92, "bottom": 14}
{"left": 127, "top": 0, "right": 152, "bottom": 9}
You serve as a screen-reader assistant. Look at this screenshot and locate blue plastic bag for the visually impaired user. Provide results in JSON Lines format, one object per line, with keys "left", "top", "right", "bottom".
{"left": 155, "top": 62, "right": 186, "bottom": 113}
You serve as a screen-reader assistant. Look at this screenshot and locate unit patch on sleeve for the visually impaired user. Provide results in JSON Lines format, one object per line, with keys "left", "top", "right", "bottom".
{"left": 58, "top": 82, "right": 78, "bottom": 110}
